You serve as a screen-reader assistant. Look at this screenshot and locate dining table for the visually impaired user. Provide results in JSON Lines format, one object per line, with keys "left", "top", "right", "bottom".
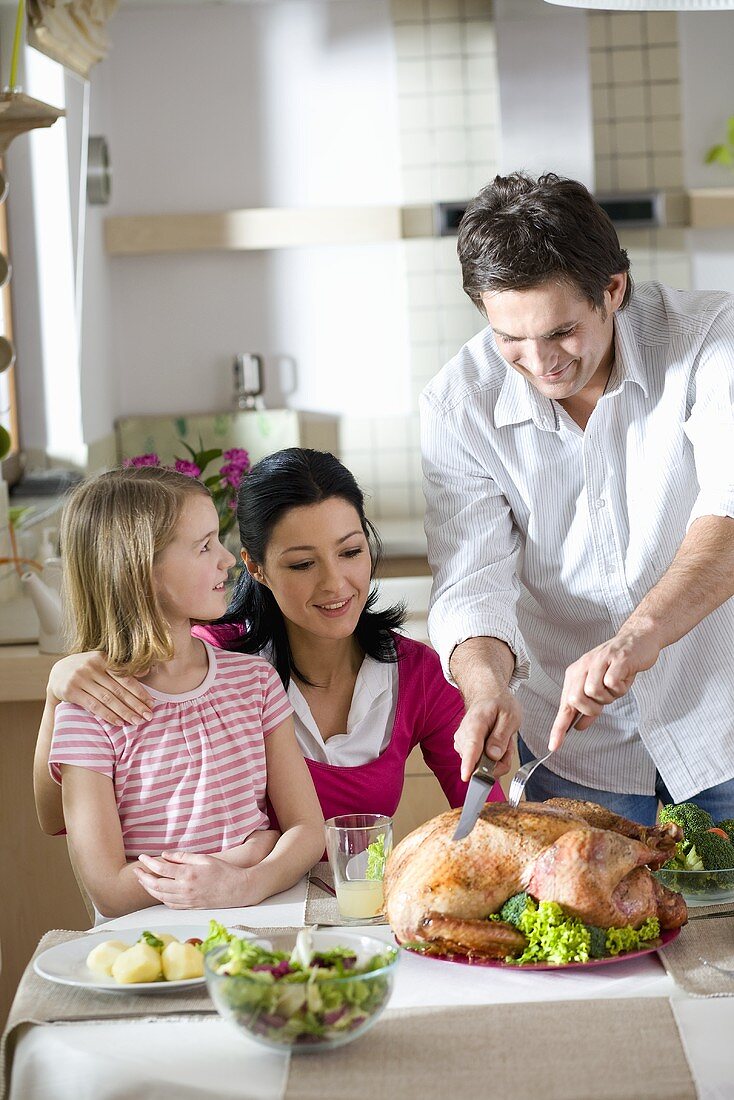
{"left": 3, "top": 867, "right": 734, "bottom": 1100}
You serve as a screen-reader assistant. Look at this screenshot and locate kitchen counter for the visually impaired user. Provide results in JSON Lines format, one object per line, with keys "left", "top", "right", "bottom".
{"left": 372, "top": 517, "right": 430, "bottom": 577}
{"left": 0, "top": 645, "right": 58, "bottom": 702}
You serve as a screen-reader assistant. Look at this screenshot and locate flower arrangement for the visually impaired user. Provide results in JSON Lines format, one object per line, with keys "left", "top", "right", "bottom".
{"left": 125, "top": 441, "right": 250, "bottom": 537}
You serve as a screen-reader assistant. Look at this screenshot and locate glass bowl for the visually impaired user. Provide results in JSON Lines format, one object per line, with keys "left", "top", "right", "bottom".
{"left": 654, "top": 866, "right": 734, "bottom": 908}
{"left": 204, "top": 930, "right": 399, "bottom": 1052}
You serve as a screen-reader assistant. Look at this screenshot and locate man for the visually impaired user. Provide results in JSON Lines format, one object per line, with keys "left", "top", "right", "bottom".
{"left": 421, "top": 172, "right": 734, "bottom": 824}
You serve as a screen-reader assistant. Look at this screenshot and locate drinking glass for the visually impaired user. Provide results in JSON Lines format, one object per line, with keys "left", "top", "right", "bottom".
{"left": 324, "top": 814, "right": 393, "bottom": 924}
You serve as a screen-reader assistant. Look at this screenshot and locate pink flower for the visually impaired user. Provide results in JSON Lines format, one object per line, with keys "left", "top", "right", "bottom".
{"left": 124, "top": 453, "right": 160, "bottom": 467}
{"left": 223, "top": 448, "right": 250, "bottom": 470}
{"left": 174, "top": 459, "right": 201, "bottom": 478}
{"left": 219, "top": 462, "right": 246, "bottom": 490}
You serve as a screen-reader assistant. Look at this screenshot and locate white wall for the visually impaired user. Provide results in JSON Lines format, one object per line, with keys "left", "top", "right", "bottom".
{"left": 95, "top": 0, "right": 410, "bottom": 425}
{"left": 679, "top": 11, "right": 734, "bottom": 293}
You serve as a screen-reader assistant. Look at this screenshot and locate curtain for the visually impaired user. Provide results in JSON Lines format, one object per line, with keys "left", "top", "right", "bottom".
{"left": 27, "top": 0, "right": 119, "bottom": 80}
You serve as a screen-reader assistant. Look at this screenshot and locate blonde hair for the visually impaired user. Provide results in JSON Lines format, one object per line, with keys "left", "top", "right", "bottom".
{"left": 60, "top": 466, "right": 210, "bottom": 677}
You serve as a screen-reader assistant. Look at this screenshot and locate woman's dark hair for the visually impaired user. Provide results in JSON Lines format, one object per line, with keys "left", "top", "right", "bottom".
{"left": 219, "top": 447, "right": 406, "bottom": 688}
{"left": 458, "top": 171, "right": 633, "bottom": 315}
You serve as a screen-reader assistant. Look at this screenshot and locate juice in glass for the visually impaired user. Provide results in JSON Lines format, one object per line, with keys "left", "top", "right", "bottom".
{"left": 335, "top": 879, "right": 385, "bottom": 920}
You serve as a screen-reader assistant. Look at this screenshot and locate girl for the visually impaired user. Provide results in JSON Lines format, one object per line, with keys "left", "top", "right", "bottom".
{"left": 38, "top": 466, "right": 323, "bottom": 917}
{"left": 36, "top": 451, "right": 502, "bottom": 829}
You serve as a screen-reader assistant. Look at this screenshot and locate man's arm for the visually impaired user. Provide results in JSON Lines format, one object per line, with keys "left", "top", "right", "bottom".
{"left": 420, "top": 389, "right": 531, "bottom": 778}
{"left": 550, "top": 514, "right": 734, "bottom": 749}
{"left": 449, "top": 637, "right": 522, "bottom": 781}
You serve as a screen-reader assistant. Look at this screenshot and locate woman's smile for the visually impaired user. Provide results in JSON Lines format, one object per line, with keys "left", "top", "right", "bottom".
{"left": 313, "top": 595, "right": 355, "bottom": 618}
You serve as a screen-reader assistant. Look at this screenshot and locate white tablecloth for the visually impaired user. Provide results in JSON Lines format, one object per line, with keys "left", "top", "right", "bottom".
{"left": 9, "top": 881, "right": 734, "bottom": 1100}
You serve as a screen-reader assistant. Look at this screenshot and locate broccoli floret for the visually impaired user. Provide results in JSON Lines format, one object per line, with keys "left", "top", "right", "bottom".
{"left": 586, "top": 925, "right": 608, "bottom": 959}
{"left": 687, "top": 829, "right": 734, "bottom": 872}
{"left": 716, "top": 819, "right": 734, "bottom": 844}
{"left": 659, "top": 802, "right": 713, "bottom": 838}
{"left": 499, "top": 892, "right": 534, "bottom": 928}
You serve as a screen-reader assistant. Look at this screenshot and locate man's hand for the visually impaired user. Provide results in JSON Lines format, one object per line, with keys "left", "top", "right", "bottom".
{"left": 454, "top": 690, "right": 523, "bottom": 782}
{"left": 549, "top": 626, "right": 662, "bottom": 750}
{"left": 134, "top": 851, "right": 253, "bottom": 909}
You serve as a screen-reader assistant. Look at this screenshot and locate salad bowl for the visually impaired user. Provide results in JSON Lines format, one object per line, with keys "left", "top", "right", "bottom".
{"left": 204, "top": 929, "right": 399, "bottom": 1052}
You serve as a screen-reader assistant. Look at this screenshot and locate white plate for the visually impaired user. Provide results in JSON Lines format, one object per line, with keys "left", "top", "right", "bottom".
{"left": 34, "top": 925, "right": 212, "bottom": 994}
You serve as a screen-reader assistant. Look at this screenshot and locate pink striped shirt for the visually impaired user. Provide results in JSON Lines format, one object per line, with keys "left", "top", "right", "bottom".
{"left": 48, "top": 642, "right": 293, "bottom": 859}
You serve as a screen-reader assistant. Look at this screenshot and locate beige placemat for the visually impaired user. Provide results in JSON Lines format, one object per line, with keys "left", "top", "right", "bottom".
{"left": 659, "top": 911, "right": 734, "bottom": 997}
{"left": 306, "top": 862, "right": 388, "bottom": 927}
{"left": 1, "top": 924, "right": 303, "bottom": 1100}
{"left": 0, "top": 929, "right": 216, "bottom": 1100}
{"left": 283, "top": 998, "right": 697, "bottom": 1100}
{"left": 306, "top": 861, "right": 340, "bottom": 925}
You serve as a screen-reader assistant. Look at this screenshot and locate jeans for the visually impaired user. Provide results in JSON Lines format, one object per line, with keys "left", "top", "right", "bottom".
{"left": 517, "top": 736, "right": 734, "bottom": 826}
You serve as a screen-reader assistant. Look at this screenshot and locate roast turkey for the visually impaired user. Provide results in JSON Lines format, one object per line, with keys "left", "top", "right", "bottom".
{"left": 384, "top": 798, "right": 687, "bottom": 959}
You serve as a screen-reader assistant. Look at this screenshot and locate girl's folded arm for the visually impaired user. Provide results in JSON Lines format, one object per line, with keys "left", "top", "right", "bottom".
{"left": 217, "top": 829, "right": 280, "bottom": 868}
{"left": 244, "top": 716, "right": 325, "bottom": 902}
{"left": 60, "top": 764, "right": 158, "bottom": 919}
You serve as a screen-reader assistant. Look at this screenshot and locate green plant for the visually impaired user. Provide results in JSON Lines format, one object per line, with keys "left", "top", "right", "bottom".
{"left": 0, "top": 423, "right": 10, "bottom": 461}
{"left": 705, "top": 116, "right": 734, "bottom": 167}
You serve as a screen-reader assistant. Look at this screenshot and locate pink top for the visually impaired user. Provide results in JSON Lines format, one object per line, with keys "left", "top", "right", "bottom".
{"left": 49, "top": 643, "right": 293, "bottom": 859}
{"left": 194, "top": 626, "right": 505, "bottom": 821}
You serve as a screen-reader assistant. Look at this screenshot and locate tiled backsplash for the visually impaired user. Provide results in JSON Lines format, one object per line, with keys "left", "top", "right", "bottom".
{"left": 342, "top": 0, "right": 497, "bottom": 520}
{"left": 342, "top": 4, "right": 691, "bottom": 523}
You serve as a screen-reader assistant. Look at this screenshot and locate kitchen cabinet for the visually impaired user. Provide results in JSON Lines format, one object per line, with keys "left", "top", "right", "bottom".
{"left": 0, "top": 647, "right": 89, "bottom": 1029}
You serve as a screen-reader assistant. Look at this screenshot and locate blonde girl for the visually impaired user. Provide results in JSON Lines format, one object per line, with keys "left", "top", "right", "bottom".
{"left": 35, "top": 466, "right": 323, "bottom": 918}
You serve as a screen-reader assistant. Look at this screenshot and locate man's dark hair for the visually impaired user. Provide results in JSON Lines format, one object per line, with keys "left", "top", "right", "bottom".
{"left": 219, "top": 447, "right": 405, "bottom": 689}
{"left": 457, "top": 172, "right": 633, "bottom": 315}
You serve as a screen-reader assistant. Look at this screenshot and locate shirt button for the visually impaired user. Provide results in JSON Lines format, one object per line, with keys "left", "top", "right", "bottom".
{"left": 596, "top": 498, "right": 606, "bottom": 510}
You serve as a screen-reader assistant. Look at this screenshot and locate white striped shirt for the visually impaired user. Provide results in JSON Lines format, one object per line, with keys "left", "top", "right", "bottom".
{"left": 49, "top": 642, "right": 293, "bottom": 858}
{"left": 421, "top": 282, "right": 734, "bottom": 803}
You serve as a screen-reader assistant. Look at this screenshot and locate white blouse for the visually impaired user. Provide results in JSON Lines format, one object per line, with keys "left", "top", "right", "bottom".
{"left": 288, "top": 655, "right": 398, "bottom": 767}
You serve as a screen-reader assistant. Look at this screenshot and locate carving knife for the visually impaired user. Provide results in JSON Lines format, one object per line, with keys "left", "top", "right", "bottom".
{"left": 452, "top": 750, "right": 497, "bottom": 842}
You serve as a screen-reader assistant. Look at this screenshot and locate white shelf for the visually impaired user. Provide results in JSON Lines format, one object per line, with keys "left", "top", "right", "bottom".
{"left": 105, "top": 204, "right": 435, "bottom": 256}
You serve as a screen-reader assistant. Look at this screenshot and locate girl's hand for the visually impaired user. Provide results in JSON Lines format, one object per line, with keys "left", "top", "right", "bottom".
{"left": 49, "top": 651, "right": 153, "bottom": 726}
{"left": 134, "top": 852, "right": 254, "bottom": 909}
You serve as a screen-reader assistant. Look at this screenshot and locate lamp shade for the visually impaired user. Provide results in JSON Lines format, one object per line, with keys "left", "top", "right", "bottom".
{"left": 545, "top": 1, "right": 734, "bottom": 9}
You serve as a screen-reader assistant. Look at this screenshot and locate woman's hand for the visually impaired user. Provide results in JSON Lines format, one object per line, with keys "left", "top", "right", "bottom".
{"left": 134, "top": 852, "right": 255, "bottom": 909}
{"left": 49, "top": 651, "right": 153, "bottom": 725}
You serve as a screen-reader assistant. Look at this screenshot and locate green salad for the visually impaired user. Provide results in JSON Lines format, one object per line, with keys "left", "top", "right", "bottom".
{"left": 204, "top": 922, "right": 397, "bottom": 1046}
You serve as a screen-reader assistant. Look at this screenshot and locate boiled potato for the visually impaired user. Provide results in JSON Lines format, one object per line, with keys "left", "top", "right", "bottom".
{"left": 140, "top": 932, "right": 178, "bottom": 951}
{"left": 153, "top": 932, "right": 178, "bottom": 950}
{"left": 111, "top": 942, "right": 163, "bottom": 984}
{"left": 161, "top": 941, "right": 204, "bottom": 981}
{"left": 86, "top": 940, "right": 129, "bottom": 977}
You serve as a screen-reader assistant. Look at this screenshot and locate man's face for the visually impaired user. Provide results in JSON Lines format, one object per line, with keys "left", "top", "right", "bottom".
{"left": 481, "top": 275, "right": 626, "bottom": 404}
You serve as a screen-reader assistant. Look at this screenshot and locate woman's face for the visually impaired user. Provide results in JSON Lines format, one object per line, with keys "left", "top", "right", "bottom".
{"left": 247, "top": 498, "right": 373, "bottom": 642}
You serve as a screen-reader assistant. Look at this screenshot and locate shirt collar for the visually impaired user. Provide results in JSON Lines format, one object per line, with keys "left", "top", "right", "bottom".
{"left": 494, "top": 362, "right": 558, "bottom": 431}
{"left": 609, "top": 310, "right": 649, "bottom": 398}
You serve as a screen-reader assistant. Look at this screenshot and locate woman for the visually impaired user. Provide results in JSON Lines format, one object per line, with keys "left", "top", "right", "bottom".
{"left": 35, "top": 448, "right": 503, "bottom": 833}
